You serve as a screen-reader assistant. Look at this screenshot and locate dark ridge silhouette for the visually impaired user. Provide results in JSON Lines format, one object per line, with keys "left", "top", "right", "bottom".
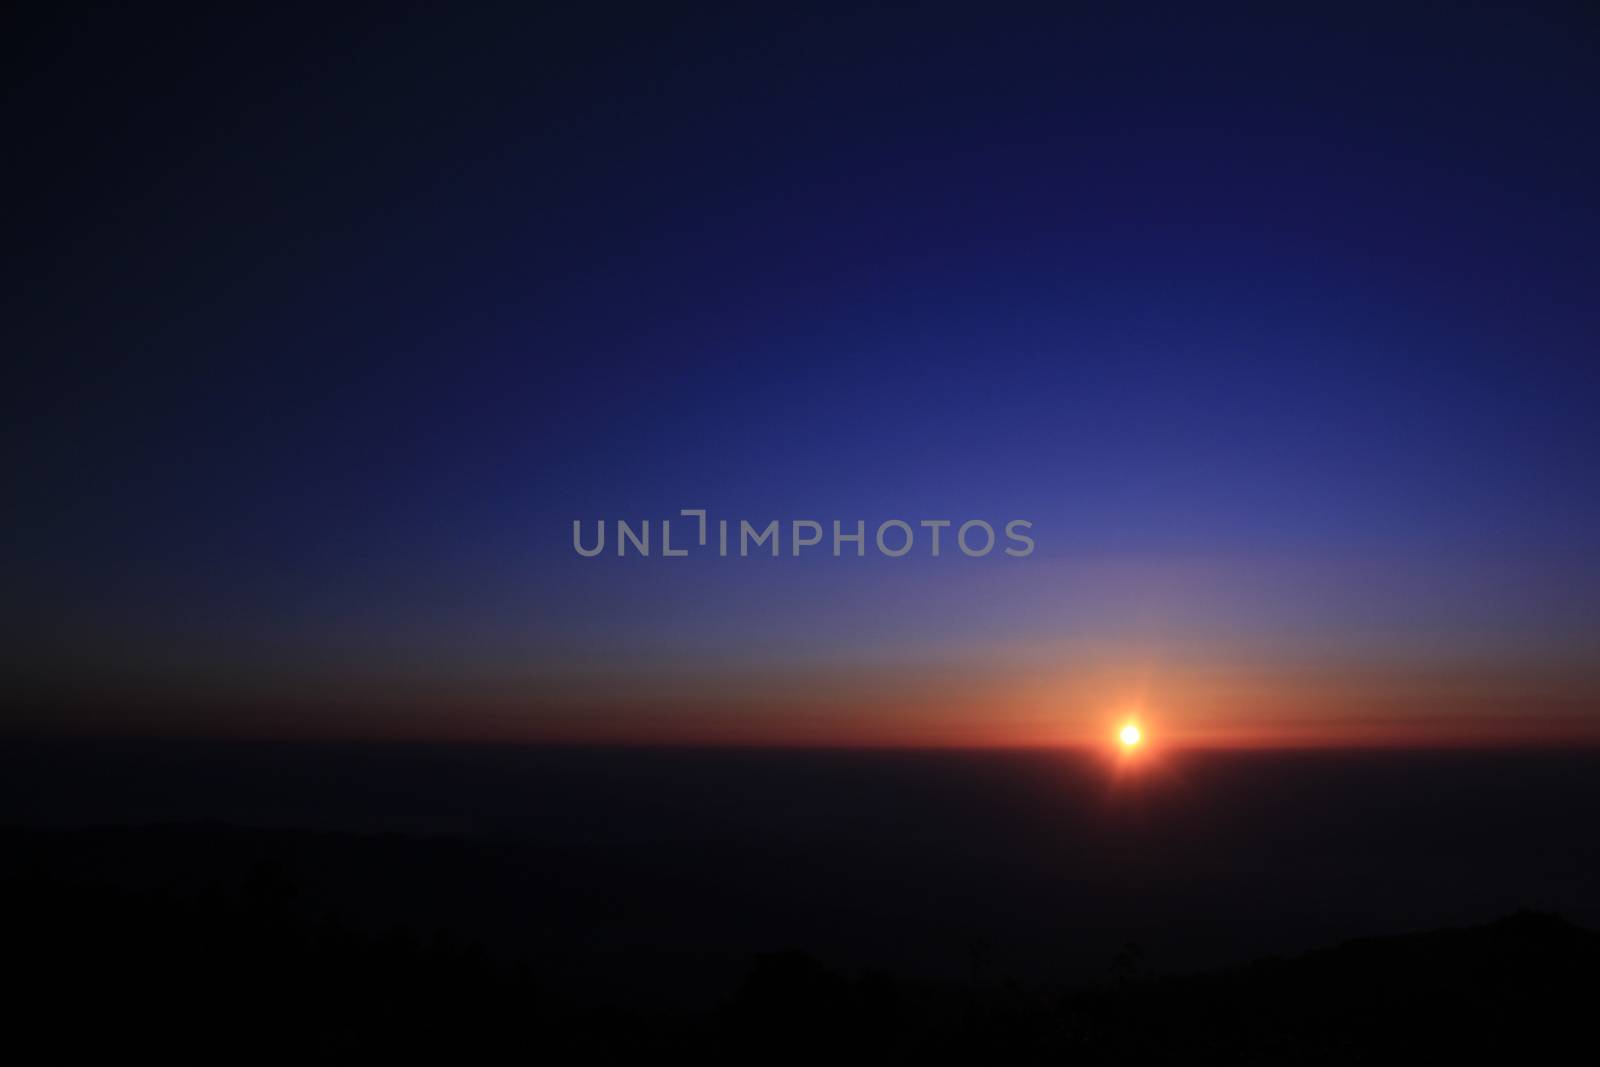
{"left": 4, "top": 823, "right": 1595, "bottom": 1062}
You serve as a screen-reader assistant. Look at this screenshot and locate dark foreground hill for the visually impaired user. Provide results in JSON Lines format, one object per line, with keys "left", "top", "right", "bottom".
{"left": 3, "top": 824, "right": 1595, "bottom": 1063}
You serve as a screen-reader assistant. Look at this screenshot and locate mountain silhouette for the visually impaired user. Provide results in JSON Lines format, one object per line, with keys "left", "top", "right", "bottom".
{"left": 4, "top": 823, "right": 1595, "bottom": 1061}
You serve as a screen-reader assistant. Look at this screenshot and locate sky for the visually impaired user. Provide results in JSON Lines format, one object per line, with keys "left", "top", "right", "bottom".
{"left": 5, "top": 3, "right": 1599, "bottom": 746}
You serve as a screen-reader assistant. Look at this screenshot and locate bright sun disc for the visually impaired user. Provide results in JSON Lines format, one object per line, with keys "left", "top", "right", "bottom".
{"left": 1119, "top": 724, "right": 1142, "bottom": 747}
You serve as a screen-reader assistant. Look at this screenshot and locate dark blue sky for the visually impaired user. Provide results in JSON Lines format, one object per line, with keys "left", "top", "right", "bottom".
{"left": 5, "top": 3, "right": 1598, "bottom": 743}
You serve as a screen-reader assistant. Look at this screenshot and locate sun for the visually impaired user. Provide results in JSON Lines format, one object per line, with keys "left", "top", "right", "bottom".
{"left": 1119, "top": 724, "right": 1142, "bottom": 747}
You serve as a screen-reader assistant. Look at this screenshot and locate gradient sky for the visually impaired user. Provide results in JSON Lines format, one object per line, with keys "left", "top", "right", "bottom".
{"left": 5, "top": 4, "right": 1599, "bottom": 746}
